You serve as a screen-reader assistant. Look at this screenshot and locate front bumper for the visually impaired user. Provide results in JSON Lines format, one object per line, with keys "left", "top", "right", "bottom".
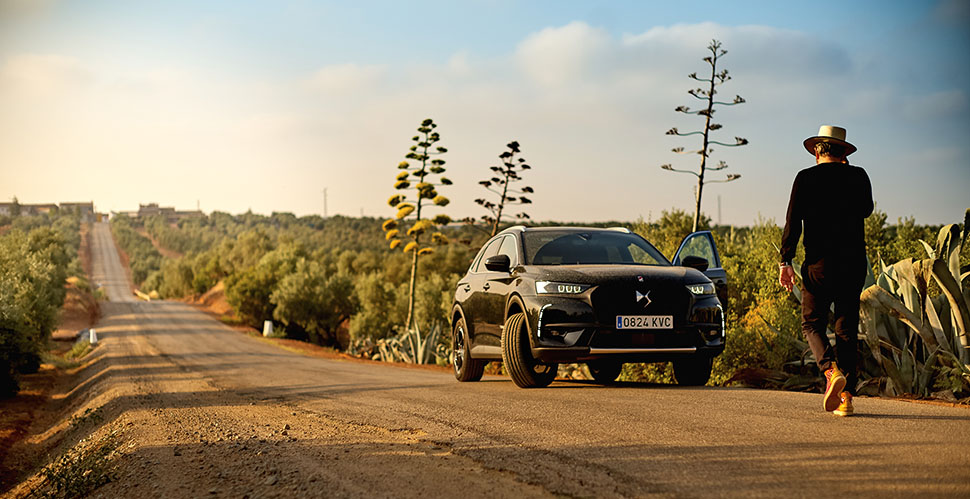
{"left": 526, "top": 295, "right": 724, "bottom": 364}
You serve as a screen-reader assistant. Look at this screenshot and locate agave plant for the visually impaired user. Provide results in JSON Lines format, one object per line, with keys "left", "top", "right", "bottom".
{"left": 765, "top": 209, "right": 969, "bottom": 398}
{"left": 858, "top": 210, "right": 970, "bottom": 397}
{"left": 373, "top": 324, "right": 448, "bottom": 365}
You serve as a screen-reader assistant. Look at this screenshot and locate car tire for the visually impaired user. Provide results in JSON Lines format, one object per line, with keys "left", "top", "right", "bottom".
{"left": 587, "top": 360, "right": 623, "bottom": 384}
{"left": 501, "top": 312, "right": 557, "bottom": 388}
{"left": 673, "top": 356, "right": 713, "bottom": 386}
{"left": 453, "top": 318, "right": 485, "bottom": 382}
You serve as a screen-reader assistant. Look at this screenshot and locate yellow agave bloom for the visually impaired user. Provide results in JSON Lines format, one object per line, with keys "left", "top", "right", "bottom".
{"left": 396, "top": 204, "right": 415, "bottom": 219}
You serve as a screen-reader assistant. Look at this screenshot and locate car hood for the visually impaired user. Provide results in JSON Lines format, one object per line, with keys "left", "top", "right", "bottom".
{"left": 520, "top": 264, "right": 710, "bottom": 285}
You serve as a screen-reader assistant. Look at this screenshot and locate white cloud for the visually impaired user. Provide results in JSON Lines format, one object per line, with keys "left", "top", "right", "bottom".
{"left": 0, "top": 54, "right": 93, "bottom": 97}
{"left": 515, "top": 21, "right": 611, "bottom": 88}
{"left": 306, "top": 63, "right": 385, "bottom": 95}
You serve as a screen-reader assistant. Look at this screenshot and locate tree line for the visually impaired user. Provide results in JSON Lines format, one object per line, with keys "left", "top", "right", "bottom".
{"left": 1, "top": 211, "right": 83, "bottom": 396}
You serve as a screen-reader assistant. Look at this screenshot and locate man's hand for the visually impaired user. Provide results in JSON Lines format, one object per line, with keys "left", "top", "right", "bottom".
{"left": 779, "top": 264, "right": 795, "bottom": 292}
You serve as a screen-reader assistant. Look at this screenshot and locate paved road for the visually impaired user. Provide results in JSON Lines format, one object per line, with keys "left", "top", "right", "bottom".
{"left": 84, "top": 222, "right": 970, "bottom": 498}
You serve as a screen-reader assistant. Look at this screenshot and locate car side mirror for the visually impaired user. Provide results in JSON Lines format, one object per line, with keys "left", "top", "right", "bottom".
{"left": 681, "top": 255, "right": 709, "bottom": 272}
{"left": 484, "top": 254, "right": 511, "bottom": 273}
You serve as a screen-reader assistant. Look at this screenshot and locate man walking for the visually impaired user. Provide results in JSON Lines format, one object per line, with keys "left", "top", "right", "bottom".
{"left": 779, "top": 125, "right": 873, "bottom": 417}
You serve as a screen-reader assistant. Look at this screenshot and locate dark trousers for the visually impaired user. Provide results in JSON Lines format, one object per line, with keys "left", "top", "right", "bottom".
{"left": 800, "top": 258, "right": 866, "bottom": 395}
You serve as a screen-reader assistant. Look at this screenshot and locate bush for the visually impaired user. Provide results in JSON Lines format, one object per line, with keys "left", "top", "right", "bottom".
{"left": 270, "top": 260, "right": 356, "bottom": 346}
{"left": 349, "top": 272, "right": 405, "bottom": 341}
{"left": 0, "top": 221, "right": 76, "bottom": 396}
{"left": 110, "top": 215, "right": 161, "bottom": 285}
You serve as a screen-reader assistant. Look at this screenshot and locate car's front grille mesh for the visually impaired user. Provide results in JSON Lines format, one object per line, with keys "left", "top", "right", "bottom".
{"left": 589, "top": 281, "right": 691, "bottom": 327}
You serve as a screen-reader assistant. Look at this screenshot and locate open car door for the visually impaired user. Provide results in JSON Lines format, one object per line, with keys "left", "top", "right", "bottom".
{"left": 672, "top": 231, "right": 728, "bottom": 310}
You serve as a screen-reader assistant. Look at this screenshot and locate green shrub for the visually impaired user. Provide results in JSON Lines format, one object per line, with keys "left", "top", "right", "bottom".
{"left": 270, "top": 259, "right": 357, "bottom": 346}
{"left": 0, "top": 219, "right": 76, "bottom": 396}
{"left": 110, "top": 215, "right": 161, "bottom": 285}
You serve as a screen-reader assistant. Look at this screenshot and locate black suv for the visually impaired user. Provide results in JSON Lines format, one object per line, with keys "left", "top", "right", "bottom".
{"left": 451, "top": 226, "right": 726, "bottom": 388}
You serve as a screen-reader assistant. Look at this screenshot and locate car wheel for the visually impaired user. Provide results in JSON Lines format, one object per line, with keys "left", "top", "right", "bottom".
{"left": 673, "top": 356, "right": 713, "bottom": 386}
{"left": 587, "top": 360, "right": 623, "bottom": 384}
{"left": 501, "top": 312, "right": 557, "bottom": 388}
{"left": 453, "top": 318, "right": 485, "bottom": 382}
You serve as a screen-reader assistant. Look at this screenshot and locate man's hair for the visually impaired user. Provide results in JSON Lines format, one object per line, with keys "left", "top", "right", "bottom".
{"left": 814, "top": 141, "right": 846, "bottom": 158}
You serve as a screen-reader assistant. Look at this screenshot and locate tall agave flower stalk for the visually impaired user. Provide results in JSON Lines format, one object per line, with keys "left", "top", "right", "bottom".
{"left": 382, "top": 119, "right": 452, "bottom": 331}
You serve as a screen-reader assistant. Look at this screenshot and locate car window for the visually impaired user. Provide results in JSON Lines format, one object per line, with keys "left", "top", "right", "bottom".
{"left": 473, "top": 236, "right": 505, "bottom": 273}
{"left": 628, "top": 243, "right": 665, "bottom": 265}
{"left": 677, "top": 232, "right": 719, "bottom": 267}
{"left": 497, "top": 235, "right": 519, "bottom": 266}
{"left": 523, "top": 231, "right": 669, "bottom": 266}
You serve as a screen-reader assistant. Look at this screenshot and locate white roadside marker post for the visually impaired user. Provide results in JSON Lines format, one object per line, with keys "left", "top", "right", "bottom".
{"left": 89, "top": 328, "right": 98, "bottom": 345}
{"left": 263, "top": 321, "right": 273, "bottom": 337}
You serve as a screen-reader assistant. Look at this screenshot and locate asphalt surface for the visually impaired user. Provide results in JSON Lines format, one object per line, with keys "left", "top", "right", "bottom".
{"left": 84, "top": 222, "right": 970, "bottom": 498}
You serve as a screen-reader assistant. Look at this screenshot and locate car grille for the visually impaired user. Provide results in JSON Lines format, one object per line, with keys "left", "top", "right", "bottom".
{"left": 589, "top": 281, "right": 691, "bottom": 327}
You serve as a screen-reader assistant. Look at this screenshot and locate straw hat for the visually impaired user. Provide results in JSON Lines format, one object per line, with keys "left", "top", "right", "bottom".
{"left": 803, "top": 125, "right": 857, "bottom": 156}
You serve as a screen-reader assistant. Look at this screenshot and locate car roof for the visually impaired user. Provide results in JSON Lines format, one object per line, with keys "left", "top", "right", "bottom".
{"left": 497, "top": 226, "right": 632, "bottom": 235}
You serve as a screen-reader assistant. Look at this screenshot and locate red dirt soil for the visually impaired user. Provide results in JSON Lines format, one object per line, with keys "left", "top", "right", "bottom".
{"left": 0, "top": 226, "right": 101, "bottom": 489}
{"left": 0, "top": 292, "right": 100, "bottom": 488}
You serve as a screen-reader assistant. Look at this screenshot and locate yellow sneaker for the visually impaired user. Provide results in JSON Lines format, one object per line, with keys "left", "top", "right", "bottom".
{"left": 823, "top": 365, "right": 846, "bottom": 412}
{"left": 834, "top": 391, "right": 854, "bottom": 417}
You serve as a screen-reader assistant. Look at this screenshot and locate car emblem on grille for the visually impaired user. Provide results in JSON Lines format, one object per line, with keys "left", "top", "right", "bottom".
{"left": 637, "top": 276, "right": 644, "bottom": 282}
{"left": 636, "top": 290, "right": 652, "bottom": 307}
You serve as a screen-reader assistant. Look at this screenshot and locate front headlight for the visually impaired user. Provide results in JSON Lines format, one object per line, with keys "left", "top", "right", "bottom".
{"left": 686, "top": 282, "right": 716, "bottom": 296}
{"left": 535, "top": 281, "right": 590, "bottom": 294}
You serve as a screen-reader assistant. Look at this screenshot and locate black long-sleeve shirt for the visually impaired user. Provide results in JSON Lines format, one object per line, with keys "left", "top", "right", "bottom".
{"left": 780, "top": 162, "right": 873, "bottom": 266}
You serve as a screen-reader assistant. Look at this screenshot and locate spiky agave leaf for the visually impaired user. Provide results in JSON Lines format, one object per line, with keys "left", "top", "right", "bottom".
{"left": 385, "top": 229, "right": 399, "bottom": 240}
{"left": 382, "top": 219, "right": 398, "bottom": 231}
{"left": 403, "top": 241, "right": 418, "bottom": 253}
{"left": 396, "top": 203, "right": 415, "bottom": 219}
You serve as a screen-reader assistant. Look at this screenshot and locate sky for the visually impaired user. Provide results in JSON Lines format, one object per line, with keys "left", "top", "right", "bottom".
{"left": 1, "top": 0, "right": 968, "bottom": 226}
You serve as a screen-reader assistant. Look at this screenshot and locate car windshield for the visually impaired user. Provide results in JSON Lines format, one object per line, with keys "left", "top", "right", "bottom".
{"left": 523, "top": 230, "right": 670, "bottom": 266}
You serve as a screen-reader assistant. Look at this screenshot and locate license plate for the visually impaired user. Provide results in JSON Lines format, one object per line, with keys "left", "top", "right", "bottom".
{"left": 616, "top": 315, "right": 673, "bottom": 330}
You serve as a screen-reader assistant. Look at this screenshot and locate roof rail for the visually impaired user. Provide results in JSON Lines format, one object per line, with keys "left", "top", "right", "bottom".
{"left": 607, "top": 227, "right": 631, "bottom": 233}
